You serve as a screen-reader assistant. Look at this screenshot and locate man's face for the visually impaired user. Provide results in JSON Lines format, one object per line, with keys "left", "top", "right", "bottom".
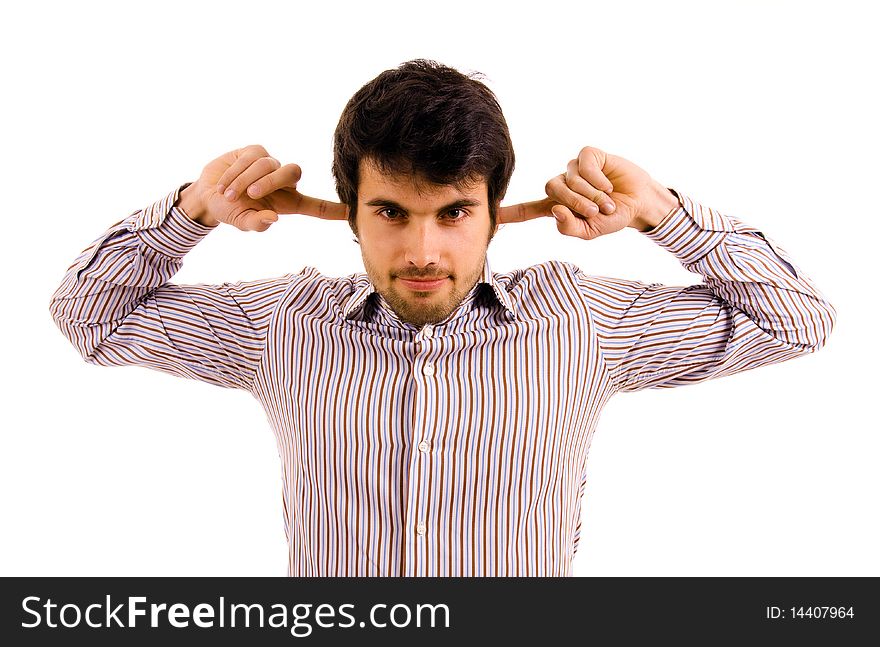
{"left": 355, "top": 159, "right": 498, "bottom": 328}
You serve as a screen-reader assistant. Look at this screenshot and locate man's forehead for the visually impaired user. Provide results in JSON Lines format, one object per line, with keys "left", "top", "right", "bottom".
{"left": 358, "top": 158, "right": 486, "bottom": 200}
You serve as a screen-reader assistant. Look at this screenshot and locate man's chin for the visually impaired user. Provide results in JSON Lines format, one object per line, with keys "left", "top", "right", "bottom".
{"left": 385, "top": 291, "right": 452, "bottom": 326}
{"left": 396, "top": 304, "right": 449, "bottom": 327}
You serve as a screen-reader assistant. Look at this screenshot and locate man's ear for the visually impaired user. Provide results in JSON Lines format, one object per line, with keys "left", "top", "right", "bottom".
{"left": 349, "top": 209, "right": 360, "bottom": 245}
{"left": 491, "top": 203, "right": 502, "bottom": 239}
{"left": 488, "top": 221, "right": 500, "bottom": 246}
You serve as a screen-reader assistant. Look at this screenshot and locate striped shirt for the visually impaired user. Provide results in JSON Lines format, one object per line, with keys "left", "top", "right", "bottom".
{"left": 49, "top": 182, "right": 836, "bottom": 576}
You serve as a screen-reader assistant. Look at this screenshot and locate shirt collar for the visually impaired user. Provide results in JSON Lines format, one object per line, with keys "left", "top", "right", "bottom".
{"left": 343, "top": 256, "right": 518, "bottom": 323}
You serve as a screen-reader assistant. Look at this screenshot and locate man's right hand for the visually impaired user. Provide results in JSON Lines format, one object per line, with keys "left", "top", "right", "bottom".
{"left": 179, "top": 144, "right": 348, "bottom": 232}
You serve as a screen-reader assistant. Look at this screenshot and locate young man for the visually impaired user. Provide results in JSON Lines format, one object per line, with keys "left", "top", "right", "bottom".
{"left": 49, "top": 59, "right": 836, "bottom": 576}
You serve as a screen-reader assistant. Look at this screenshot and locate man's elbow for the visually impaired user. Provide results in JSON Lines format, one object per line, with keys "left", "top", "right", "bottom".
{"left": 49, "top": 298, "right": 101, "bottom": 365}
{"left": 806, "top": 299, "right": 837, "bottom": 352}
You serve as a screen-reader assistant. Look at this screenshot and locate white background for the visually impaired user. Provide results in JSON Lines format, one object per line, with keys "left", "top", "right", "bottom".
{"left": 2, "top": 0, "right": 875, "bottom": 576}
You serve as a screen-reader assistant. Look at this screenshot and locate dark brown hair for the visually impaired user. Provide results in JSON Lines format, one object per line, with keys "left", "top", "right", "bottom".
{"left": 332, "top": 59, "right": 515, "bottom": 240}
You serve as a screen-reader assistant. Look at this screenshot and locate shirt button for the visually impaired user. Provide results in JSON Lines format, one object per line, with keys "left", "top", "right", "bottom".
{"left": 416, "top": 522, "right": 426, "bottom": 536}
{"left": 418, "top": 440, "right": 429, "bottom": 452}
{"left": 423, "top": 362, "right": 434, "bottom": 376}
{"left": 422, "top": 325, "right": 433, "bottom": 338}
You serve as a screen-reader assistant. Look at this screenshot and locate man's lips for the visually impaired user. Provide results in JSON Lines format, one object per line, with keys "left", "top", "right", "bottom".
{"left": 398, "top": 277, "right": 448, "bottom": 291}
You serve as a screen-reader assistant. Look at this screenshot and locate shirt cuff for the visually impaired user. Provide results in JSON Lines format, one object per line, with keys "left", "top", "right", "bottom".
{"left": 127, "top": 182, "right": 218, "bottom": 258}
{"left": 641, "top": 187, "right": 732, "bottom": 266}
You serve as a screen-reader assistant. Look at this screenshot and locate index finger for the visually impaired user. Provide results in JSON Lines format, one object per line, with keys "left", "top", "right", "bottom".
{"left": 498, "top": 197, "right": 556, "bottom": 224}
{"left": 294, "top": 193, "right": 349, "bottom": 220}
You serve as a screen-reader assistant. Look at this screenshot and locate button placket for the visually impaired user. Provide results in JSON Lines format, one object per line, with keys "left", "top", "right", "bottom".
{"left": 406, "top": 325, "right": 438, "bottom": 572}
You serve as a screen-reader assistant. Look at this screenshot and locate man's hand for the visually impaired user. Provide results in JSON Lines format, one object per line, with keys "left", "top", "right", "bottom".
{"left": 183, "top": 144, "right": 348, "bottom": 232}
{"left": 498, "top": 146, "right": 680, "bottom": 239}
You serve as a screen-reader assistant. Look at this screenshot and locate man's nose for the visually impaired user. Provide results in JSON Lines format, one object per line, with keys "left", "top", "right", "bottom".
{"left": 404, "top": 221, "right": 442, "bottom": 269}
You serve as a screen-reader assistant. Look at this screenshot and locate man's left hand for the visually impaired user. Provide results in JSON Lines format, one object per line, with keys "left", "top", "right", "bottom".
{"left": 498, "top": 146, "right": 680, "bottom": 239}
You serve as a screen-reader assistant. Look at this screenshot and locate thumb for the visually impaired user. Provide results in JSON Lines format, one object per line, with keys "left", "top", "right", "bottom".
{"left": 551, "top": 204, "right": 578, "bottom": 232}
{"left": 551, "top": 203, "right": 603, "bottom": 241}
{"left": 229, "top": 206, "right": 278, "bottom": 232}
{"left": 256, "top": 209, "right": 279, "bottom": 230}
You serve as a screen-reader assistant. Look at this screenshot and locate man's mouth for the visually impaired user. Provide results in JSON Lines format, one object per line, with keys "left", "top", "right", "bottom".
{"left": 398, "top": 277, "right": 448, "bottom": 291}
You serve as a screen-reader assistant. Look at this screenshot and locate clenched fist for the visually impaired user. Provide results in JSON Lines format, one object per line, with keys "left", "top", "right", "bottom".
{"left": 177, "top": 144, "right": 348, "bottom": 232}
{"left": 497, "top": 146, "right": 680, "bottom": 240}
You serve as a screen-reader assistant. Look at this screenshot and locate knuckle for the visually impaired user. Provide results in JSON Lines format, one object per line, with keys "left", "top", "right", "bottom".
{"left": 545, "top": 175, "right": 563, "bottom": 197}
{"left": 231, "top": 174, "right": 248, "bottom": 191}
{"left": 578, "top": 156, "right": 596, "bottom": 176}
{"left": 581, "top": 197, "right": 597, "bottom": 213}
{"left": 257, "top": 156, "right": 277, "bottom": 171}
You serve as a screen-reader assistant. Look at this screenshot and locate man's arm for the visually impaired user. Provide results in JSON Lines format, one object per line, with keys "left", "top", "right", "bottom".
{"left": 506, "top": 145, "right": 837, "bottom": 393}
{"left": 572, "top": 189, "right": 836, "bottom": 392}
{"left": 49, "top": 145, "right": 348, "bottom": 392}
{"left": 48, "top": 183, "right": 292, "bottom": 391}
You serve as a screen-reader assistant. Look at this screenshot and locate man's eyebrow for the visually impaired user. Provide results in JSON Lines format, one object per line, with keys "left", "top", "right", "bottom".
{"left": 364, "top": 197, "right": 482, "bottom": 212}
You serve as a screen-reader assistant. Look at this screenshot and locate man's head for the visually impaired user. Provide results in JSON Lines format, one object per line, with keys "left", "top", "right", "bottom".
{"left": 331, "top": 59, "right": 515, "bottom": 327}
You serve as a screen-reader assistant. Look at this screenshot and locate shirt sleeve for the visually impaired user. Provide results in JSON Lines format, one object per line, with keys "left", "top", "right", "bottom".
{"left": 573, "top": 188, "right": 838, "bottom": 393}
{"left": 48, "top": 183, "right": 293, "bottom": 392}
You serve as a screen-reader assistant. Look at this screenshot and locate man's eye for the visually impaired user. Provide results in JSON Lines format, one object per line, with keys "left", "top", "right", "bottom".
{"left": 379, "top": 208, "right": 402, "bottom": 220}
{"left": 378, "top": 208, "right": 469, "bottom": 222}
